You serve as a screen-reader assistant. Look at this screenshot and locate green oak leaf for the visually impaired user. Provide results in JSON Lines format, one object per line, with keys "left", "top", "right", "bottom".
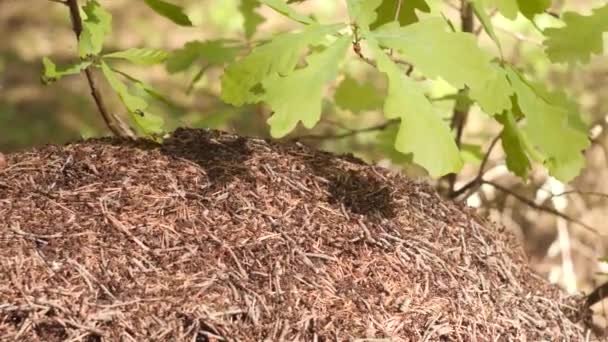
{"left": 369, "top": 38, "right": 463, "bottom": 177}
{"left": 221, "top": 24, "right": 343, "bottom": 106}
{"left": 487, "top": 0, "right": 519, "bottom": 19}
{"left": 496, "top": 110, "right": 531, "bottom": 178}
{"left": 264, "top": 36, "right": 350, "bottom": 138}
{"left": 143, "top": 0, "right": 193, "bottom": 26}
{"left": 460, "top": 144, "right": 484, "bottom": 166}
{"left": 103, "top": 48, "right": 169, "bottom": 65}
{"left": 259, "top": 0, "right": 315, "bottom": 24}
{"left": 480, "top": 0, "right": 549, "bottom": 20}
{"left": 516, "top": 0, "right": 551, "bottom": 19}
{"left": 334, "top": 75, "right": 384, "bottom": 113}
{"left": 371, "top": 0, "right": 430, "bottom": 29}
{"left": 41, "top": 57, "right": 91, "bottom": 84}
{"left": 166, "top": 40, "right": 240, "bottom": 73}
{"left": 371, "top": 18, "right": 512, "bottom": 115}
{"left": 239, "top": 0, "right": 266, "bottom": 38}
{"left": 79, "top": 0, "right": 112, "bottom": 58}
{"left": 543, "top": 4, "right": 608, "bottom": 64}
{"left": 375, "top": 124, "right": 414, "bottom": 164}
{"left": 506, "top": 68, "right": 588, "bottom": 181}
{"left": 468, "top": 64, "right": 512, "bottom": 115}
{"left": 470, "top": 0, "right": 502, "bottom": 53}
{"left": 526, "top": 80, "right": 589, "bottom": 134}
{"left": 100, "top": 61, "right": 164, "bottom": 135}
{"left": 346, "top": 0, "right": 382, "bottom": 30}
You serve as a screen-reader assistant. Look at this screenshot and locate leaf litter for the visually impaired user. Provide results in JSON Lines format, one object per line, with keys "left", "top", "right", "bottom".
{"left": 0, "top": 128, "right": 592, "bottom": 341}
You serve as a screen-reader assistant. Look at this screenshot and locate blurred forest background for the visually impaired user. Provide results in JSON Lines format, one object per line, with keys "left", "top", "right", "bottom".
{"left": 1, "top": 0, "right": 607, "bottom": 312}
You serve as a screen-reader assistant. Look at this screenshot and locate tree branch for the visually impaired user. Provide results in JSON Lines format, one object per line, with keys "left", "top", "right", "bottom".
{"left": 483, "top": 180, "right": 600, "bottom": 236}
{"left": 552, "top": 190, "right": 608, "bottom": 200}
{"left": 294, "top": 120, "right": 397, "bottom": 141}
{"left": 444, "top": 0, "right": 474, "bottom": 196}
{"left": 61, "top": 0, "right": 135, "bottom": 138}
{"left": 450, "top": 133, "right": 501, "bottom": 199}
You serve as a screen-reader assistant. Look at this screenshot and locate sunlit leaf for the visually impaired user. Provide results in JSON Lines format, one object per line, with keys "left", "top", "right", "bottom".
{"left": 496, "top": 110, "right": 531, "bottom": 178}
{"left": 371, "top": 18, "right": 512, "bottom": 115}
{"left": 543, "top": 4, "right": 608, "bottom": 64}
{"left": 221, "top": 24, "right": 343, "bottom": 106}
{"left": 371, "top": 0, "right": 430, "bottom": 29}
{"left": 143, "top": 0, "right": 193, "bottom": 26}
{"left": 41, "top": 57, "right": 91, "bottom": 84}
{"left": 239, "top": 0, "right": 265, "bottom": 38}
{"left": 100, "top": 61, "right": 164, "bottom": 135}
{"left": 334, "top": 75, "right": 383, "bottom": 112}
{"left": 265, "top": 36, "right": 350, "bottom": 137}
{"left": 103, "top": 48, "right": 169, "bottom": 65}
{"left": 369, "top": 38, "right": 463, "bottom": 177}
{"left": 166, "top": 40, "right": 240, "bottom": 73}
{"left": 259, "top": 0, "right": 315, "bottom": 24}
{"left": 506, "top": 67, "right": 588, "bottom": 181}
{"left": 79, "top": 0, "right": 112, "bottom": 58}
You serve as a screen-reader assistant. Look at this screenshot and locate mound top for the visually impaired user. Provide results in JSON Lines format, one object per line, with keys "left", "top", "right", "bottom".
{"left": 0, "top": 128, "right": 587, "bottom": 340}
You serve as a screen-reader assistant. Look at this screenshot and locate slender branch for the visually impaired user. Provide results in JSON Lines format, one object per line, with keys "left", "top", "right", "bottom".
{"left": 552, "top": 190, "right": 608, "bottom": 200}
{"left": 444, "top": 0, "right": 474, "bottom": 196}
{"left": 61, "top": 0, "right": 135, "bottom": 138}
{"left": 483, "top": 180, "right": 600, "bottom": 235}
{"left": 295, "top": 120, "right": 397, "bottom": 141}
{"left": 451, "top": 133, "right": 501, "bottom": 199}
{"left": 394, "top": 0, "right": 403, "bottom": 21}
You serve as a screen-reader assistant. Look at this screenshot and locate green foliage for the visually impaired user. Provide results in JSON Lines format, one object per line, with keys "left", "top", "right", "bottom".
{"left": 460, "top": 144, "right": 485, "bottom": 166}
{"left": 220, "top": 24, "right": 343, "bottom": 106}
{"left": 41, "top": 0, "right": 605, "bottom": 183}
{"left": 166, "top": 40, "right": 240, "bottom": 73}
{"left": 347, "top": 0, "right": 382, "bottom": 30}
{"left": 471, "top": 0, "right": 502, "bottom": 52}
{"left": 265, "top": 36, "right": 350, "bottom": 137}
{"left": 103, "top": 48, "right": 169, "bottom": 65}
{"left": 371, "top": 19, "right": 513, "bottom": 116}
{"left": 371, "top": 0, "right": 430, "bottom": 28}
{"left": 506, "top": 67, "right": 589, "bottom": 181}
{"left": 259, "top": 0, "right": 316, "bottom": 24}
{"left": 543, "top": 3, "right": 608, "bottom": 64}
{"left": 239, "top": 0, "right": 265, "bottom": 38}
{"left": 334, "top": 75, "right": 383, "bottom": 113}
{"left": 369, "top": 38, "right": 463, "bottom": 177}
{"left": 143, "top": 0, "right": 193, "bottom": 26}
{"left": 100, "top": 61, "right": 164, "bottom": 135}
{"left": 496, "top": 111, "right": 531, "bottom": 178}
{"left": 79, "top": 0, "right": 112, "bottom": 58}
{"left": 41, "top": 57, "right": 91, "bottom": 84}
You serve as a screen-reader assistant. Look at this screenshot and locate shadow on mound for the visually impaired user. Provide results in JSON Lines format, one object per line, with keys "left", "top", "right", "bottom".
{"left": 304, "top": 154, "right": 396, "bottom": 220}
{"left": 161, "top": 128, "right": 255, "bottom": 193}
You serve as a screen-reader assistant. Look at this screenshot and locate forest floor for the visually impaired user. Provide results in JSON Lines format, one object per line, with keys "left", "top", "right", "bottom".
{"left": 0, "top": 128, "right": 592, "bottom": 340}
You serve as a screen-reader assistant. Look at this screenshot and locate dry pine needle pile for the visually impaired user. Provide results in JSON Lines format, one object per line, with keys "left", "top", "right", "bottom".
{"left": 0, "top": 128, "right": 589, "bottom": 341}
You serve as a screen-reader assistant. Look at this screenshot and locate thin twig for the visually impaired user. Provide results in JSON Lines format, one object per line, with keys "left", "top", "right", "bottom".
{"left": 552, "top": 190, "right": 608, "bottom": 200}
{"left": 62, "top": 0, "right": 135, "bottom": 138}
{"left": 294, "top": 121, "right": 397, "bottom": 141}
{"left": 483, "top": 180, "right": 600, "bottom": 235}
{"left": 444, "top": 0, "right": 474, "bottom": 196}
{"left": 394, "top": 0, "right": 403, "bottom": 21}
{"left": 451, "top": 133, "right": 501, "bottom": 199}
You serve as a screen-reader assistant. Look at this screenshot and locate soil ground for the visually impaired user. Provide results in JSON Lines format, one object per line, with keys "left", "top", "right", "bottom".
{"left": 0, "top": 128, "right": 590, "bottom": 340}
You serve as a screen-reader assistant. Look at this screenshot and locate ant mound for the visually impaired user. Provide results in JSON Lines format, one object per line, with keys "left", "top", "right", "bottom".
{"left": 0, "top": 128, "right": 588, "bottom": 340}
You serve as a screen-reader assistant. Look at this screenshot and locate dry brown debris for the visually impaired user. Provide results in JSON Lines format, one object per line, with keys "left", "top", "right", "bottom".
{"left": 0, "top": 128, "right": 591, "bottom": 341}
